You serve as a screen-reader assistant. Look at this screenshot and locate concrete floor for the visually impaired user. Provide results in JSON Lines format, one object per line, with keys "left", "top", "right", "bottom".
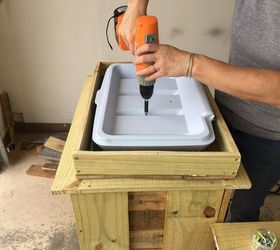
{"left": 0, "top": 134, "right": 279, "bottom": 249}
{"left": 0, "top": 135, "right": 79, "bottom": 250}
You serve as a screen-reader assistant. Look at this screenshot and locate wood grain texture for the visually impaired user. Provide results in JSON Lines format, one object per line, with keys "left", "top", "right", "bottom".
{"left": 128, "top": 192, "right": 167, "bottom": 211}
{"left": 26, "top": 165, "right": 56, "bottom": 178}
{"left": 51, "top": 71, "right": 97, "bottom": 194}
{"left": 44, "top": 136, "right": 65, "bottom": 153}
{"left": 71, "top": 193, "right": 129, "bottom": 250}
{"left": 74, "top": 163, "right": 251, "bottom": 193}
{"left": 130, "top": 230, "right": 163, "bottom": 249}
{"left": 163, "top": 190, "right": 224, "bottom": 250}
{"left": 217, "top": 190, "right": 233, "bottom": 223}
{"left": 74, "top": 151, "right": 240, "bottom": 178}
{"left": 212, "top": 221, "right": 280, "bottom": 250}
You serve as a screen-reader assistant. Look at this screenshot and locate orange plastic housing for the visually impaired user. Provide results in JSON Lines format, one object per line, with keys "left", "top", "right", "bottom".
{"left": 135, "top": 16, "right": 159, "bottom": 72}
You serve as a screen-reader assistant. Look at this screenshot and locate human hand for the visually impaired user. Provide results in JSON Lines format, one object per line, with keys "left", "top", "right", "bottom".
{"left": 119, "top": 1, "right": 148, "bottom": 53}
{"left": 134, "top": 44, "right": 190, "bottom": 81}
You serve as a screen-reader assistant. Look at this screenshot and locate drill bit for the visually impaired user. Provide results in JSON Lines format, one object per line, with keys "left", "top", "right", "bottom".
{"left": 144, "top": 99, "right": 149, "bottom": 116}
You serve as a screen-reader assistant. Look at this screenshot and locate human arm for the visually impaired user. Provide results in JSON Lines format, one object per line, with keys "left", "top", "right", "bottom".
{"left": 119, "top": 0, "right": 149, "bottom": 53}
{"left": 134, "top": 44, "right": 280, "bottom": 108}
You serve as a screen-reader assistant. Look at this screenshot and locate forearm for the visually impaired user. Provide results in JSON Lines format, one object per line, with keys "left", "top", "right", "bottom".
{"left": 127, "top": 0, "right": 149, "bottom": 14}
{"left": 193, "top": 54, "right": 280, "bottom": 108}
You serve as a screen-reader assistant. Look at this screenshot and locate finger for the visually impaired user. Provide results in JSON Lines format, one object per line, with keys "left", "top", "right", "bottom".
{"left": 134, "top": 54, "right": 155, "bottom": 64}
{"left": 145, "top": 71, "right": 162, "bottom": 81}
{"left": 135, "top": 43, "right": 159, "bottom": 56}
{"left": 136, "top": 65, "right": 157, "bottom": 76}
{"left": 128, "top": 34, "right": 135, "bottom": 54}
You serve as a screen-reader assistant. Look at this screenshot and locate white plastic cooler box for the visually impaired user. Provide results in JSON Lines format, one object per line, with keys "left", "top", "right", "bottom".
{"left": 92, "top": 63, "right": 215, "bottom": 150}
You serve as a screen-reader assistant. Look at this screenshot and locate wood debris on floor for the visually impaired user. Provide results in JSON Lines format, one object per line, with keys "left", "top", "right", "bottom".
{"left": 24, "top": 133, "right": 67, "bottom": 178}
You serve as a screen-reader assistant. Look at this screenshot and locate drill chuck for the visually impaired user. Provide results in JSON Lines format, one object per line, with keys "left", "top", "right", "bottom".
{"left": 139, "top": 85, "right": 154, "bottom": 100}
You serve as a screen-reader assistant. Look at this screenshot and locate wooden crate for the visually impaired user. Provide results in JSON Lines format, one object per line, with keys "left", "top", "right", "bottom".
{"left": 51, "top": 62, "right": 251, "bottom": 250}
{"left": 73, "top": 62, "right": 241, "bottom": 180}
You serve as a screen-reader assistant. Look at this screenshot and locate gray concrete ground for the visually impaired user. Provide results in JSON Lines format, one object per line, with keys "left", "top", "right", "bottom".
{"left": 0, "top": 134, "right": 279, "bottom": 249}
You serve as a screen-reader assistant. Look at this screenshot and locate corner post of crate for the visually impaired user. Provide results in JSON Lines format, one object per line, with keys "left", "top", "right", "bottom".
{"left": 71, "top": 192, "right": 129, "bottom": 250}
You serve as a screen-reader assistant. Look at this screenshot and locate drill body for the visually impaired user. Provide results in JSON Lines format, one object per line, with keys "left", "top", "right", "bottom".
{"left": 114, "top": 7, "right": 159, "bottom": 115}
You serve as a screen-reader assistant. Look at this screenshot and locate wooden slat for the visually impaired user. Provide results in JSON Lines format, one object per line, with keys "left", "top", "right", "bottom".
{"left": 163, "top": 190, "right": 224, "bottom": 250}
{"left": 216, "top": 190, "right": 233, "bottom": 222}
{"left": 75, "top": 163, "right": 250, "bottom": 193}
{"left": 51, "top": 62, "right": 112, "bottom": 194}
{"left": 222, "top": 164, "right": 251, "bottom": 190}
{"left": 211, "top": 222, "right": 280, "bottom": 250}
{"left": 128, "top": 192, "right": 167, "bottom": 211}
{"left": 130, "top": 230, "right": 163, "bottom": 249}
{"left": 77, "top": 174, "right": 237, "bottom": 181}
{"left": 26, "top": 165, "right": 56, "bottom": 178}
{"left": 73, "top": 151, "right": 240, "bottom": 178}
{"left": 129, "top": 210, "right": 165, "bottom": 231}
{"left": 51, "top": 72, "right": 97, "bottom": 194}
{"left": 71, "top": 193, "right": 129, "bottom": 250}
{"left": 44, "top": 136, "right": 65, "bottom": 153}
{"left": 41, "top": 163, "right": 58, "bottom": 171}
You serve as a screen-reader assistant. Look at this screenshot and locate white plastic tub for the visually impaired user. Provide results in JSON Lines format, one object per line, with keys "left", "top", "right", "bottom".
{"left": 92, "top": 63, "right": 215, "bottom": 150}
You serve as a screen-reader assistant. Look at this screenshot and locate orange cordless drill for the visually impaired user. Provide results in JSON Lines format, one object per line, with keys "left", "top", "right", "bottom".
{"left": 113, "top": 6, "right": 159, "bottom": 115}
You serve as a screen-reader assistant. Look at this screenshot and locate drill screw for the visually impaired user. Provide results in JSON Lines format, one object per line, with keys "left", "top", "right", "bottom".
{"left": 144, "top": 100, "right": 149, "bottom": 116}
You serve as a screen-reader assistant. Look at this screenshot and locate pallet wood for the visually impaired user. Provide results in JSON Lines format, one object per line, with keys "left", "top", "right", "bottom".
{"left": 130, "top": 230, "right": 163, "bottom": 249}
{"left": 44, "top": 136, "right": 65, "bottom": 153}
{"left": 211, "top": 221, "right": 280, "bottom": 250}
{"left": 40, "top": 146, "right": 61, "bottom": 161}
{"left": 29, "top": 132, "right": 68, "bottom": 144}
{"left": 41, "top": 163, "right": 58, "bottom": 171}
{"left": 26, "top": 165, "right": 56, "bottom": 178}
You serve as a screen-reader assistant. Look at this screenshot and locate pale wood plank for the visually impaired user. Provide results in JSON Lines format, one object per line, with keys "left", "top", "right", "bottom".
{"left": 51, "top": 72, "right": 97, "bottom": 194}
{"left": 222, "top": 163, "right": 251, "bottom": 190}
{"left": 76, "top": 174, "right": 237, "bottom": 181}
{"left": 71, "top": 193, "right": 129, "bottom": 250}
{"left": 26, "top": 165, "right": 56, "bottom": 179}
{"left": 44, "top": 136, "right": 65, "bottom": 153}
{"left": 73, "top": 151, "right": 240, "bottom": 178}
{"left": 75, "top": 163, "right": 250, "bottom": 193}
{"left": 212, "top": 221, "right": 280, "bottom": 250}
{"left": 217, "top": 190, "right": 233, "bottom": 223}
{"left": 163, "top": 190, "right": 224, "bottom": 250}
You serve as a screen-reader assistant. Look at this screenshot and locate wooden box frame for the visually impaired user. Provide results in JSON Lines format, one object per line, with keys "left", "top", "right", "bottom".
{"left": 52, "top": 62, "right": 251, "bottom": 250}
{"left": 68, "top": 62, "right": 241, "bottom": 180}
